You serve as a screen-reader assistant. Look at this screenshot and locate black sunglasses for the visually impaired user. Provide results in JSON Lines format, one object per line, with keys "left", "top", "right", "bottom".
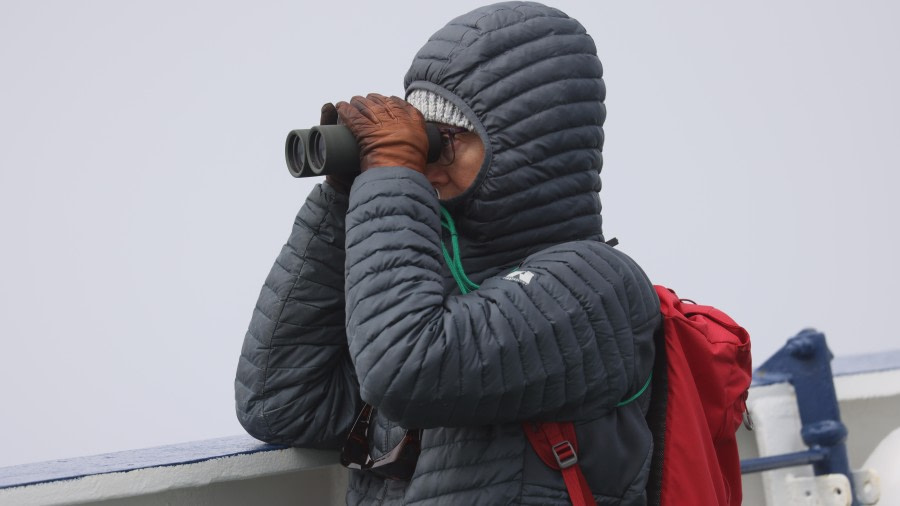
{"left": 340, "top": 403, "right": 422, "bottom": 481}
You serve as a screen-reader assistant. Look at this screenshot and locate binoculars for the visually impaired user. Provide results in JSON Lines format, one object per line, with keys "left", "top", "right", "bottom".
{"left": 285, "top": 124, "right": 443, "bottom": 178}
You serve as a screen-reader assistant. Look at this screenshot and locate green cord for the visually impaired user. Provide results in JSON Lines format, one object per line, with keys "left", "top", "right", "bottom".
{"left": 438, "top": 205, "right": 650, "bottom": 407}
{"left": 440, "top": 206, "right": 479, "bottom": 294}
{"left": 616, "top": 372, "right": 653, "bottom": 407}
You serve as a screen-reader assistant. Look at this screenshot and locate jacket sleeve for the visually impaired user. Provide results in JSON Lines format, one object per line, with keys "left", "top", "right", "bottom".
{"left": 344, "top": 168, "right": 659, "bottom": 429}
{"left": 235, "top": 182, "right": 362, "bottom": 448}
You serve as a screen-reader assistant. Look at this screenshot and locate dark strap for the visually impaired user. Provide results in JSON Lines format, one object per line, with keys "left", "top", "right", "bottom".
{"left": 644, "top": 326, "right": 668, "bottom": 506}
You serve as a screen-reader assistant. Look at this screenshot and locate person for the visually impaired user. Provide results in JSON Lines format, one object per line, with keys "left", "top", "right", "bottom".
{"left": 235, "top": 2, "right": 661, "bottom": 504}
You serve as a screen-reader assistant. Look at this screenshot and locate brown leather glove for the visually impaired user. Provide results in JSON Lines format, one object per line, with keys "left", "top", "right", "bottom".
{"left": 321, "top": 102, "right": 356, "bottom": 195}
{"left": 335, "top": 93, "right": 428, "bottom": 173}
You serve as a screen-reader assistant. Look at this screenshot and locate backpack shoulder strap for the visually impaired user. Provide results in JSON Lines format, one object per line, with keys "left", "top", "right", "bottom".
{"left": 524, "top": 421, "right": 597, "bottom": 506}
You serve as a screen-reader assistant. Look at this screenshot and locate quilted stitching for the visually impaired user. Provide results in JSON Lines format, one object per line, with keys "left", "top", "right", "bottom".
{"left": 236, "top": 3, "right": 660, "bottom": 504}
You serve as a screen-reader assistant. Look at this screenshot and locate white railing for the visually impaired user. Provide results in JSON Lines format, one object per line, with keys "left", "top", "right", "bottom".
{"left": 0, "top": 437, "right": 347, "bottom": 506}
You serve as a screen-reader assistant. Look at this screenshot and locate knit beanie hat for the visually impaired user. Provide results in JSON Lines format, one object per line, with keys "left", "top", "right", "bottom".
{"left": 406, "top": 89, "right": 474, "bottom": 131}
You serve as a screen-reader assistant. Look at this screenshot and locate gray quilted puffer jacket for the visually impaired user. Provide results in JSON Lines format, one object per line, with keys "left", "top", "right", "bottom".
{"left": 235, "top": 2, "right": 661, "bottom": 505}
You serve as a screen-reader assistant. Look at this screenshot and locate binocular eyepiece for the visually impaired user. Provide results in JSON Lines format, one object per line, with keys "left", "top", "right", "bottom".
{"left": 285, "top": 124, "right": 443, "bottom": 178}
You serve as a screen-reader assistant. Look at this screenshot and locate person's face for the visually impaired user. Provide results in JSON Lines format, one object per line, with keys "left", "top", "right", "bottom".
{"left": 423, "top": 125, "right": 484, "bottom": 200}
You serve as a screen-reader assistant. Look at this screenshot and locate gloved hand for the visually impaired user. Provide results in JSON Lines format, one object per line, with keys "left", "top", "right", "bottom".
{"left": 321, "top": 102, "right": 356, "bottom": 195}
{"left": 335, "top": 93, "right": 429, "bottom": 173}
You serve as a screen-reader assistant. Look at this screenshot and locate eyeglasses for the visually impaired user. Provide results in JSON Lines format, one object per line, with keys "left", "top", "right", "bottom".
{"left": 435, "top": 125, "right": 469, "bottom": 166}
{"left": 340, "top": 403, "right": 422, "bottom": 481}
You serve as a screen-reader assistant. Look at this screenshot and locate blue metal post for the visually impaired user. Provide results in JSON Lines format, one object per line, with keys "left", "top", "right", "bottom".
{"left": 751, "top": 329, "right": 858, "bottom": 506}
{"left": 740, "top": 448, "right": 827, "bottom": 474}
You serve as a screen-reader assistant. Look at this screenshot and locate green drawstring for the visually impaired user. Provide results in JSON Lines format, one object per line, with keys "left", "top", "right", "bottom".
{"left": 617, "top": 372, "right": 652, "bottom": 407}
{"left": 437, "top": 205, "right": 651, "bottom": 406}
{"left": 440, "top": 206, "right": 479, "bottom": 294}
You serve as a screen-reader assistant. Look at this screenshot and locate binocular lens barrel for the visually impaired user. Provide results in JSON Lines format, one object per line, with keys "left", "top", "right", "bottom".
{"left": 285, "top": 123, "right": 444, "bottom": 178}
{"left": 285, "top": 129, "right": 311, "bottom": 178}
{"left": 308, "top": 126, "right": 361, "bottom": 176}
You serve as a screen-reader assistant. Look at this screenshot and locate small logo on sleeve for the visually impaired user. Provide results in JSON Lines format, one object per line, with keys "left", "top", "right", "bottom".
{"left": 503, "top": 270, "right": 535, "bottom": 285}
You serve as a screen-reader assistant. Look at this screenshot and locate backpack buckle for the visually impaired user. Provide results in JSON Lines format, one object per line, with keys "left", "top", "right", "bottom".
{"left": 551, "top": 440, "right": 578, "bottom": 469}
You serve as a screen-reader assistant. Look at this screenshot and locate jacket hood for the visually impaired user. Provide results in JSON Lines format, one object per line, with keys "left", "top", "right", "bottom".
{"left": 404, "top": 1, "right": 606, "bottom": 277}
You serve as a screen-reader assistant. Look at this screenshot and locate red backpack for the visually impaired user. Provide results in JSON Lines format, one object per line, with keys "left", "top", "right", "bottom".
{"left": 525, "top": 285, "right": 752, "bottom": 506}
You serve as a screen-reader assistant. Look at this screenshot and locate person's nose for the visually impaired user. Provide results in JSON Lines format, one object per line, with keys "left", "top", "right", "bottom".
{"left": 423, "top": 163, "right": 450, "bottom": 186}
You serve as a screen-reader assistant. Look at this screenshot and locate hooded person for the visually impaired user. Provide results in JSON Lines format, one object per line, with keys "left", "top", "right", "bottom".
{"left": 235, "top": 2, "right": 661, "bottom": 504}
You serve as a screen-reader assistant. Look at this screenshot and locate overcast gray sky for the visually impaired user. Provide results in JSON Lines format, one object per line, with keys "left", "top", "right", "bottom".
{"left": 1, "top": 0, "right": 898, "bottom": 468}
